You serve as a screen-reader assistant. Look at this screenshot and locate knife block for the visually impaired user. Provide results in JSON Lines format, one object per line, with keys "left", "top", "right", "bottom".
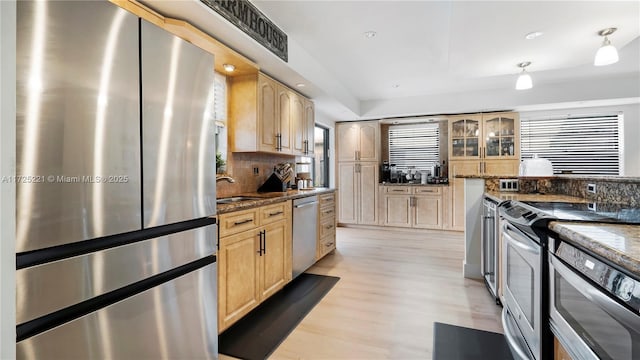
{"left": 258, "top": 173, "right": 288, "bottom": 192}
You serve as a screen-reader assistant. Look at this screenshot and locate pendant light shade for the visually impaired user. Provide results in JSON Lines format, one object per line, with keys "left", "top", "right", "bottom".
{"left": 594, "top": 28, "right": 619, "bottom": 66}
{"left": 515, "top": 62, "right": 532, "bottom": 90}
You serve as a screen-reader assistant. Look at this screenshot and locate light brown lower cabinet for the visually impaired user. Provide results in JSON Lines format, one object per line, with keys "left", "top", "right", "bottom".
{"left": 554, "top": 336, "right": 573, "bottom": 360}
{"left": 381, "top": 186, "right": 443, "bottom": 229}
{"left": 218, "top": 202, "right": 292, "bottom": 333}
{"left": 317, "top": 191, "right": 337, "bottom": 259}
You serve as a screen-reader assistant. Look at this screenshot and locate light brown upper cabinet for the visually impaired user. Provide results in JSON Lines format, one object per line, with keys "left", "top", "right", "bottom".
{"left": 229, "top": 72, "right": 313, "bottom": 154}
{"left": 448, "top": 112, "right": 520, "bottom": 176}
{"left": 303, "top": 98, "right": 315, "bottom": 156}
{"left": 336, "top": 121, "right": 380, "bottom": 162}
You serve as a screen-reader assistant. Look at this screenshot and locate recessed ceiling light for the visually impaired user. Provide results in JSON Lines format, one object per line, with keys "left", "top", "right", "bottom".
{"left": 223, "top": 63, "right": 235, "bottom": 72}
{"left": 525, "top": 31, "right": 544, "bottom": 40}
{"left": 364, "top": 31, "right": 377, "bottom": 38}
{"left": 392, "top": 84, "right": 400, "bottom": 88}
{"left": 296, "top": 83, "right": 305, "bottom": 88}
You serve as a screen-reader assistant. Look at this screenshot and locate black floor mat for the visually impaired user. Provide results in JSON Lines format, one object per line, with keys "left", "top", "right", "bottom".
{"left": 218, "top": 273, "right": 340, "bottom": 360}
{"left": 432, "top": 322, "right": 514, "bottom": 360}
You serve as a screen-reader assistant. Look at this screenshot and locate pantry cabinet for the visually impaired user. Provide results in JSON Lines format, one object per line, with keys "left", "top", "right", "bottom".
{"left": 338, "top": 162, "right": 379, "bottom": 225}
{"left": 336, "top": 121, "right": 379, "bottom": 162}
{"left": 218, "top": 202, "right": 292, "bottom": 332}
{"left": 229, "top": 72, "right": 312, "bottom": 155}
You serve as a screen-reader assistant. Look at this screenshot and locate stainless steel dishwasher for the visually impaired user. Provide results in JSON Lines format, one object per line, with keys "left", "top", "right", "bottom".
{"left": 292, "top": 196, "right": 319, "bottom": 278}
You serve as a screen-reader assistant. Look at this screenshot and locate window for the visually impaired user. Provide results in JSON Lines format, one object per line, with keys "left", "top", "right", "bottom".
{"left": 314, "top": 125, "right": 329, "bottom": 187}
{"left": 520, "top": 113, "right": 623, "bottom": 175}
{"left": 388, "top": 123, "right": 440, "bottom": 172}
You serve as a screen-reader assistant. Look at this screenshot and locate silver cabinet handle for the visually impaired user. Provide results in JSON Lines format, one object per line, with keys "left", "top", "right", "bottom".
{"left": 550, "top": 255, "right": 640, "bottom": 330}
{"left": 502, "top": 308, "right": 531, "bottom": 360}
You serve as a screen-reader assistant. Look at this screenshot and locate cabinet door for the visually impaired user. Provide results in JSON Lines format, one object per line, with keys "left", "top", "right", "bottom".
{"left": 304, "top": 99, "right": 315, "bottom": 156}
{"left": 483, "top": 112, "right": 519, "bottom": 160}
{"left": 383, "top": 195, "right": 412, "bottom": 227}
{"left": 260, "top": 220, "right": 291, "bottom": 300}
{"left": 218, "top": 230, "right": 261, "bottom": 332}
{"left": 484, "top": 159, "right": 519, "bottom": 176}
{"left": 258, "top": 75, "right": 278, "bottom": 152}
{"left": 449, "top": 114, "right": 481, "bottom": 160}
{"left": 450, "top": 160, "right": 481, "bottom": 177}
{"left": 291, "top": 92, "right": 305, "bottom": 155}
{"left": 277, "top": 85, "right": 292, "bottom": 153}
{"left": 554, "top": 337, "right": 573, "bottom": 360}
{"left": 413, "top": 195, "right": 442, "bottom": 229}
{"left": 359, "top": 162, "right": 379, "bottom": 225}
{"left": 336, "top": 123, "right": 358, "bottom": 161}
{"left": 338, "top": 163, "right": 358, "bottom": 224}
{"left": 358, "top": 122, "right": 379, "bottom": 161}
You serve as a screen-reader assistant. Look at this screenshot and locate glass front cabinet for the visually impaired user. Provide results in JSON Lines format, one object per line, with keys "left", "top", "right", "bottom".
{"left": 449, "top": 112, "right": 519, "bottom": 161}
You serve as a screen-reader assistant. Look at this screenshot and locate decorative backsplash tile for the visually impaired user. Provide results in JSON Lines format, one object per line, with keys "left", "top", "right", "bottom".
{"left": 216, "top": 152, "right": 295, "bottom": 198}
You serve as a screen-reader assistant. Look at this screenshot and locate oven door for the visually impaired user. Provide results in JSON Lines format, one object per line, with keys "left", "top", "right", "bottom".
{"left": 502, "top": 221, "right": 542, "bottom": 360}
{"left": 550, "top": 254, "right": 640, "bottom": 360}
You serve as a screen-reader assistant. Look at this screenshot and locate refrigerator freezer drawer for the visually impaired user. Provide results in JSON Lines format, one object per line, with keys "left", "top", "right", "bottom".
{"left": 141, "top": 19, "right": 217, "bottom": 228}
{"left": 16, "top": 263, "right": 218, "bottom": 360}
{"left": 16, "top": 0, "right": 142, "bottom": 253}
{"left": 17, "top": 262, "right": 218, "bottom": 360}
{"left": 17, "top": 224, "right": 216, "bottom": 324}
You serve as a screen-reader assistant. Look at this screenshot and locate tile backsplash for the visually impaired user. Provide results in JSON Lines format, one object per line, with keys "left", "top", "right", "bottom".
{"left": 216, "top": 152, "right": 295, "bottom": 198}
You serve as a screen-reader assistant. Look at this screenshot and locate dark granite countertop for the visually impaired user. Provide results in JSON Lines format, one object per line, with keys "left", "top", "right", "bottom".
{"left": 549, "top": 221, "right": 640, "bottom": 276}
{"left": 216, "top": 188, "right": 335, "bottom": 214}
{"left": 379, "top": 182, "right": 449, "bottom": 187}
{"left": 484, "top": 191, "right": 589, "bottom": 203}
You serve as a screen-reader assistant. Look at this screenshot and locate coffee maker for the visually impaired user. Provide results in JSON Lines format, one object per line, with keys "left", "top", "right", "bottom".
{"left": 381, "top": 161, "right": 391, "bottom": 182}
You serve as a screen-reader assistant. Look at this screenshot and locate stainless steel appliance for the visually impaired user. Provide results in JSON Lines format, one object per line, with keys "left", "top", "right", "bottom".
{"left": 16, "top": 1, "right": 218, "bottom": 358}
{"left": 481, "top": 195, "right": 500, "bottom": 304}
{"left": 549, "top": 236, "right": 640, "bottom": 360}
{"left": 293, "top": 195, "right": 319, "bottom": 278}
{"left": 500, "top": 201, "right": 554, "bottom": 360}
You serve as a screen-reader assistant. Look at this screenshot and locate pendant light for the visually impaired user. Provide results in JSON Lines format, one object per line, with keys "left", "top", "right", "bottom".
{"left": 515, "top": 62, "right": 532, "bottom": 90}
{"left": 594, "top": 28, "right": 619, "bottom": 66}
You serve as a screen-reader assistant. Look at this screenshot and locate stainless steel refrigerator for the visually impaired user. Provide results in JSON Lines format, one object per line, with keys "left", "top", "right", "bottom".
{"left": 16, "top": 1, "right": 218, "bottom": 358}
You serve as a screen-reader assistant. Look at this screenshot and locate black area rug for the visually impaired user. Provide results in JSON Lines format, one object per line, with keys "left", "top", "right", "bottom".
{"left": 432, "top": 322, "right": 514, "bottom": 360}
{"left": 218, "top": 273, "right": 340, "bottom": 360}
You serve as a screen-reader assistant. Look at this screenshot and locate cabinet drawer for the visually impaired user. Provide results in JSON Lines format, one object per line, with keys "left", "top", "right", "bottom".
{"left": 319, "top": 234, "right": 336, "bottom": 256}
{"left": 219, "top": 208, "right": 259, "bottom": 237}
{"left": 384, "top": 186, "right": 411, "bottom": 194}
{"left": 260, "top": 202, "right": 290, "bottom": 225}
{"left": 319, "top": 217, "right": 336, "bottom": 238}
{"left": 319, "top": 192, "right": 335, "bottom": 204}
{"left": 319, "top": 205, "right": 336, "bottom": 220}
{"left": 414, "top": 187, "right": 442, "bottom": 195}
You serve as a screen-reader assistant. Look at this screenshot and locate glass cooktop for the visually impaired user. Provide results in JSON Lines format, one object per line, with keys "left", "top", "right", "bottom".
{"left": 522, "top": 201, "right": 640, "bottom": 224}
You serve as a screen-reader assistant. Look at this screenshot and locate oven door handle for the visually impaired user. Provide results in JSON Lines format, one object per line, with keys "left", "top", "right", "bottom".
{"left": 503, "top": 223, "right": 540, "bottom": 255}
{"left": 501, "top": 308, "right": 531, "bottom": 360}
{"left": 551, "top": 255, "right": 640, "bottom": 330}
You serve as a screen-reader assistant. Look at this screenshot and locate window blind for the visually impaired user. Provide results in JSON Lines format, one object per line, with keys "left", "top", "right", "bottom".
{"left": 388, "top": 123, "right": 440, "bottom": 172}
{"left": 213, "top": 72, "right": 227, "bottom": 122}
{"left": 520, "top": 113, "right": 622, "bottom": 175}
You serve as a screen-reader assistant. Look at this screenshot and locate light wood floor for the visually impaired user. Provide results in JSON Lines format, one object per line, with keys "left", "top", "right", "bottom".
{"left": 223, "top": 227, "right": 503, "bottom": 360}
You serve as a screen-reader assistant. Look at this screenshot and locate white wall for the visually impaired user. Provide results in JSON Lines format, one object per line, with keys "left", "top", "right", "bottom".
{"left": 519, "top": 103, "right": 640, "bottom": 176}
{"left": 0, "top": 1, "right": 16, "bottom": 359}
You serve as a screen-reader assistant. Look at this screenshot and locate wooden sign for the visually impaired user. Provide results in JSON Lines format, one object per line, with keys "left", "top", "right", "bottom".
{"left": 201, "top": 0, "right": 288, "bottom": 62}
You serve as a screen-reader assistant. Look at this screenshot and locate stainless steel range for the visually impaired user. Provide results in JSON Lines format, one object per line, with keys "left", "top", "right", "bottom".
{"left": 499, "top": 201, "right": 555, "bottom": 360}
{"left": 500, "top": 199, "right": 640, "bottom": 360}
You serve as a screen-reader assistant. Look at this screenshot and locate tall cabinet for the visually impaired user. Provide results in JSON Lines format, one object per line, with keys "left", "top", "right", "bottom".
{"left": 446, "top": 112, "right": 520, "bottom": 231}
{"left": 336, "top": 121, "right": 380, "bottom": 225}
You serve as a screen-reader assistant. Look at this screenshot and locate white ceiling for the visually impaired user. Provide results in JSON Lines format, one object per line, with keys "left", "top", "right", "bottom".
{"left": 145, "top": 1, "right": 640, "bottom": 121}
